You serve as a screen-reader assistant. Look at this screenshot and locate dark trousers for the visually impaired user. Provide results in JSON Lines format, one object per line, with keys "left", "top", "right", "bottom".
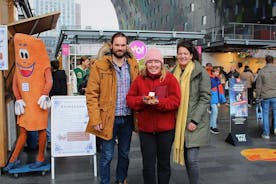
{"left": 248, "top": 88, "right": 253, "bottom": 105}
{"left": 139, "top": 129, "right": 175, "bottom": 184}
{"left": 184, "top": 146, "right": 200, "bottom": 184}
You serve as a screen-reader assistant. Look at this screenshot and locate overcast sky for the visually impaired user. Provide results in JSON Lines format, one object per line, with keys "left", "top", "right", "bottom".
{"left": 29, "top": 0, "right": 119, "bottom": 30}
{"left": 76, "top": 0, "right": 119, "bottom": 30}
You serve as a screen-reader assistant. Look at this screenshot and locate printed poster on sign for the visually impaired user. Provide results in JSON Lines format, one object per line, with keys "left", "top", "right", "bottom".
{"left": 0, "top": 25, "right": 8, "bottom": 70}
{"left": 51, "top": 96, "right": 96, "bottom": 157}
{"left": 229, "top": 78, "right": 248, "bottom": 117}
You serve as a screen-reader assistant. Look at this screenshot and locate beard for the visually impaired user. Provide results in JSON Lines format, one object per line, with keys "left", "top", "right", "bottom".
{"left": 111, "top": 49, "right": 126, "bottom": 59}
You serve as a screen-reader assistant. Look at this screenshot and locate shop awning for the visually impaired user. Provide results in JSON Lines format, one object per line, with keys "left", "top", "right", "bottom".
{"left": 7, "top": 11, "right": 60, "bottom": 36}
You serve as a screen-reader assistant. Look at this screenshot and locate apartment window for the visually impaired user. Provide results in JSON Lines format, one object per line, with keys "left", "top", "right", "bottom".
{"left": 235, "top": 5, "right": 238, "bottom": 15}
{"left": 184, "top": 22, "right": 188, "bottom": 31}
{"left": 170, "top": 0, "right": 173, "bottom": 5}
{"left": 190, "top": 3, "right": 194, "bottom": 12}
{"left": 202, "top": 16, "right": 207, "bottom": 25}
{"left": 166, "top": 15, "right": 169, "bottom": 22}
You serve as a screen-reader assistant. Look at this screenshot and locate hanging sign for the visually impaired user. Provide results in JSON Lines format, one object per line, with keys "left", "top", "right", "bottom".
{"left": 129, "top": 40, "right": 147, "bottom": 60}
{"left": 0, "top": 25, "right": 8, "bottom": 70}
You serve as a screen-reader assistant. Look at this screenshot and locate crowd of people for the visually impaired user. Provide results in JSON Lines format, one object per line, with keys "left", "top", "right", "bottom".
{"left": 4, "top": 32, "right": 276, "bottom": 184}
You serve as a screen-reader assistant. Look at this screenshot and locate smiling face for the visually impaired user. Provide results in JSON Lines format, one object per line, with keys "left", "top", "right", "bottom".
{"left": 14, "top": 33, "right": 50, "bottom": 78}
{"left": 111, "top": 36, "right": 127, "bottom": 59}
{"left": 146, "top": 60, "right": 162, "bottom": 75}
{"left": 177, "top": 46, "right": 193, "bottom": 68}
{"left": 16, "top": 43, "right": 35, "bottom": 77}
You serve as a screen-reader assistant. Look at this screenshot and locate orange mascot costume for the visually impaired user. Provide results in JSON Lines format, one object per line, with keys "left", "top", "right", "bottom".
{"left": 3, "top": 33, "right": 52, "bottom": 171}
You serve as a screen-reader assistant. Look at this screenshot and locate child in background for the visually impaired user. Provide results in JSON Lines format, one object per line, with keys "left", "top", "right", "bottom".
{"left": 209, "top": 67, "right": 226, "bottom": 134}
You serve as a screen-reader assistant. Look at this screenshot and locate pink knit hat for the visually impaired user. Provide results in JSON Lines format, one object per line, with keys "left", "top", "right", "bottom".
{"left": 144, "top": 48, "right": 164, "bottom": 64}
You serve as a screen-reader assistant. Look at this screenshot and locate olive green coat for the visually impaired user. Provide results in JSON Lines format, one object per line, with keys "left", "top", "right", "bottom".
{"left": 174, "top": 61, "right": 211, "bottom": 148}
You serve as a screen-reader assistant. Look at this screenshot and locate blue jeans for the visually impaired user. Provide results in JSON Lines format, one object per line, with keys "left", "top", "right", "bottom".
{"left": 100, "top": 115, "right": 133, "bottom": 184}
{"left": 46, "top": 110, "right": 51, "bottom": 143}
{"left": 210, "top": 104, "right": 218, "bottom": 128}
{"left": 261, "top": 97, "right": 276, "bottom": 136}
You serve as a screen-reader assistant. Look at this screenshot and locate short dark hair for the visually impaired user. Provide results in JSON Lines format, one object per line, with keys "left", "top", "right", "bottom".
{"left": 206, "top": 63, "right": 212, "bottom": 67}
{"left": 177, "top": 40, "right": 199, "bottom": 61}
{"left": 265, "top": 55, "right": 274, "bottom": 64}
{"left": 111, "top": 32, "right": 128, "bottom": 44}
{"left": 233, "top": 72, "right": 240, "bottom": 78}
{"left": 51, "top": 60, "right": 59, "bottom": 70}
{"left": 80, "top": 56, "right": 89, "bottom": 64}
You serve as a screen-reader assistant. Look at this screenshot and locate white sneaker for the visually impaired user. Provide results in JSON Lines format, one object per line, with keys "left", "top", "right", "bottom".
{"left": 261, "top": 134, "right": 270, "bottom": 139}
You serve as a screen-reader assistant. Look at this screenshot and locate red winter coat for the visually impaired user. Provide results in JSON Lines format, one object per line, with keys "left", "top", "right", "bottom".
{"left": 126, "top": 72, "right": 181, "bottom": 133}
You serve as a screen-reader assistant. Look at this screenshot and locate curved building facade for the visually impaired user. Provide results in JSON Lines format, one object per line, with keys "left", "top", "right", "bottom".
{"left": 111, "top": 0, "right": 276, "bottom": 32}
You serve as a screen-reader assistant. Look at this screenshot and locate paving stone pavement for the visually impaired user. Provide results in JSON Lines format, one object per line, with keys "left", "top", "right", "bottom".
{"left": 1, "top": 104, "right": 276, "bottom": 184}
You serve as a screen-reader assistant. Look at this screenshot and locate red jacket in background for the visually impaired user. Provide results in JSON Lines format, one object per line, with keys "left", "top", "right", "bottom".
{"left": 127, "top": 72, "right": 181, "bottom": 133}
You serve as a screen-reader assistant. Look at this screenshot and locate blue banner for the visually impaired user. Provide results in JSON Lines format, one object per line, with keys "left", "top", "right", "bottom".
{"left": 229, "top": 78, "right": 248, "bottom": 117}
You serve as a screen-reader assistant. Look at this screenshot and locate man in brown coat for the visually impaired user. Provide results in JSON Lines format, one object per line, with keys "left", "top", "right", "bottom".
{"left": 85, "top": 32, "right": 139, "bottom": 184}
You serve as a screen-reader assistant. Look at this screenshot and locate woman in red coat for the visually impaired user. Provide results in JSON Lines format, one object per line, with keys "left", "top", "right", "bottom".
{"left": 127, "top": 47, "right": 181, "bottom": 184}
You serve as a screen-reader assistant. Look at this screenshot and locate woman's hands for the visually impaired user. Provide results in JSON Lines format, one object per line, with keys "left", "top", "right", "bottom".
{"left": 142, "top": 96, "right": 159, "bottom": 105}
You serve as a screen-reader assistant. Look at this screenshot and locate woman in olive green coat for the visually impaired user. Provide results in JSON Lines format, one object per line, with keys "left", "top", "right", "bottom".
{"left": 172, "top": 40, "right": 211, "bottom": 184}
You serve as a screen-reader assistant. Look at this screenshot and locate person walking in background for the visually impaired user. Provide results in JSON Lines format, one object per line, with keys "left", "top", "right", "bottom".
{"left": 227, "top": 65, "right": 240, "bottom": 79}
{"left": 74, "top": 56, "right": 90, "bottom": 92}
{"left": 205, "top": 63, "right": 213, "bottom": 75}
{"left": 217, "top": 66, "right": 227, "bottom": 90}
{"left": 49, "top": 60, "right": 67, "bottom": 97}
{"left": 253, "top": 68, "right": 261, "bottom": 83}
{"left": 172, "top": 40, "right": 211, "bottom": 184}
{"left": 85, "top": 32, "right": 139, "bottom": 184}
{"left": 127, "top": 48, "right": 181, "bottom": 184}
{"left": 240, "top": 65, "right": 254, "bottom": 107}
{"left": 209, "top": 67, "right": 226, "bottom": 134}
{"left": 77, "top": 59, "right": 95, "bottom": 95}
{"left": 256, "top": 55, "right": 276, "bottom": 139}
{"left": 252, "top": 68, "right": 262, "bottom": 104}
{"left": 47, "top": 60, "right": 67, "bottom": 148}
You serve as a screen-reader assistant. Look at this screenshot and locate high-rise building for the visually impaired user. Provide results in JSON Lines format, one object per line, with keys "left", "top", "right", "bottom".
{"left": 30, "top": 0, "right": 78, "bottom": 59}
{"left": 31, "top": 0, "right": 77, "bottom": 36}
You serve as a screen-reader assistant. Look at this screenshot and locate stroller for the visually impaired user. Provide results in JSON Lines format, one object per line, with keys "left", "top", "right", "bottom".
{"left": 256, "top": 102, "right": 263, "bottom": 127}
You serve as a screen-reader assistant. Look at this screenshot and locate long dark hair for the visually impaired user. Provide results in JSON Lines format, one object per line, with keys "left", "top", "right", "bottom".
{"left": 177, "top": 40, "right": 199, "bottom": 61}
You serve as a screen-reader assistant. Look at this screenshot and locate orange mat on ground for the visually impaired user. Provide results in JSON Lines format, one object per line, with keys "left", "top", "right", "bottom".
{"left": 241, "top": 148, "right": 276, "bottom": 161}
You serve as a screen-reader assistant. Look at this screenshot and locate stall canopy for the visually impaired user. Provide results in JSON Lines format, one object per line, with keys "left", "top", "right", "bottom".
{"left": 8, "top": 11, "right": 60, "bottom": 36}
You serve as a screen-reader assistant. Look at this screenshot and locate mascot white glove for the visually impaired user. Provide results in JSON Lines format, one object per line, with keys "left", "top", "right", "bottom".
{"left": 37, "top": 95, "right": 51, "bottom": 110}
{"left": 15, "top": 99, "right": 26, "bottom": 115}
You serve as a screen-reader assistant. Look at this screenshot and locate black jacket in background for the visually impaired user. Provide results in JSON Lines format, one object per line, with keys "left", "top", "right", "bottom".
{"left": 50, "top": 70, "right": 67, "bottom": 97}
